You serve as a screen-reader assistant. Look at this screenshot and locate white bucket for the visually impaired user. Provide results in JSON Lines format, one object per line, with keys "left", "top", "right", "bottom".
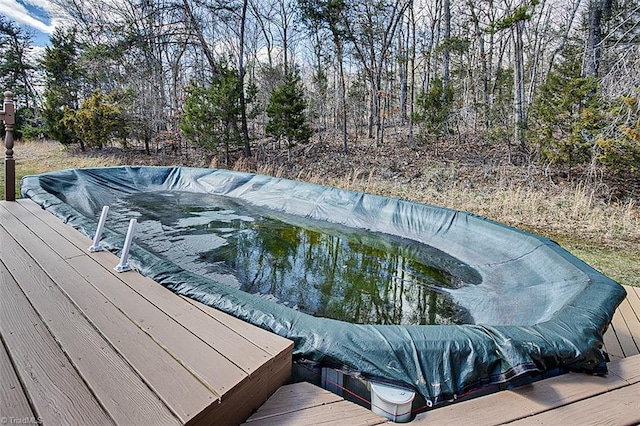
{"left": 370, "top": 382, "right": 416, "bottom": 423}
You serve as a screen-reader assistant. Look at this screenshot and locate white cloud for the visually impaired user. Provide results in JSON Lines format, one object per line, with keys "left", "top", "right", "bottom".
{"left": 0, "top": 0, "right": 66, "bottom": 34}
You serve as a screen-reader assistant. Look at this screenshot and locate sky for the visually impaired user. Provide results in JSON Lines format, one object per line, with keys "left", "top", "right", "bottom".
{"left": 0, "top": 0, "right": 65, "bottom": 46}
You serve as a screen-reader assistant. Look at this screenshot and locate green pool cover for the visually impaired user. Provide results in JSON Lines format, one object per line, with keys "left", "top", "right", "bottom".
{"left": 21, "top": 166, "right": 626, "bottom": 405}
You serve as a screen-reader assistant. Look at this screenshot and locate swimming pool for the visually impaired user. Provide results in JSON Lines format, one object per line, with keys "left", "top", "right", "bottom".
{"left": 21, "top": 166, "right": 626, "bottom": 406}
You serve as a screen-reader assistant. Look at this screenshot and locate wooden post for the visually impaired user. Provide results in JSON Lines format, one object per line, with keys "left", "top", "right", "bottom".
{"left": 1, "top": 91, "right": 15, "bottom": 201}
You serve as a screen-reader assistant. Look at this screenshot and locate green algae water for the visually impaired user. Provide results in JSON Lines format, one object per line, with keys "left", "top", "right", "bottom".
{"left": 112, "top": 191, "right": 478, "bottom": 325}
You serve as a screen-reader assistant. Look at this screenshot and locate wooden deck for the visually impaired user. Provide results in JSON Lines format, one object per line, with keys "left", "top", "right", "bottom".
{"left": 246, "top": 285, "right": 640, "bottom": 425}
{"left": 604, "top": 284, "right": 640, "bottom": 360}
{"left": 0, "top": 199, "right": 293, "bottom": 425}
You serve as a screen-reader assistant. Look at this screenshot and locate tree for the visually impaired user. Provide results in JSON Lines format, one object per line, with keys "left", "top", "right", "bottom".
{"left": 489, "top": 1, "right": 538, "bottom": 159}
{"left": 180, "top": 65, "right": 245, "bottom": 165}
{"left": 584, "top": 0, "right": 613, "bottom": 78}
{"left": 299, "top": 0, "right": 350, "bottom": 153}
{"left": 414, "top": 77, "right": 454, "bottom": 141}
{"left": 64, "top": 90, "right": 124, "bottom": 149}
{"left": 529, "top": 47, "right": 600, "bottom": 166}
{"left": 265, "top": 70, "right": 312, "bottom": 161}
{"left": 40, "top": 27, "right": 83, "bottom": 148}
{"left": 343, "top": 0, "right": 411, "bottom": 146}
{"left": 0, "top": 17, "right": 39, "bottom": 138}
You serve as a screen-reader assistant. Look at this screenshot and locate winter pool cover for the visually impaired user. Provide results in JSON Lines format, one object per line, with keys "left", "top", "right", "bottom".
{"left": 21, "top": 166, "right": 626, "bottom": 405}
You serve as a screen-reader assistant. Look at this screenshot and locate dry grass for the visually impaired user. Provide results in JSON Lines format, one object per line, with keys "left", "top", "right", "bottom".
{"left": 2, "top": 140, "right": 123, "bottom": 196}
{"left": 3, "top": 138, "right": 639, "bottom": 287}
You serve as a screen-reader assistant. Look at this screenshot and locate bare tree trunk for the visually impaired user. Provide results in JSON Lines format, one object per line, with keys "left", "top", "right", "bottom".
{"left": 468, "top": 1, "right": 490, "bottom": 129}
{"left": 336, "top": 38, "right": 349, "bottom": 153}
{"left": 513, "top": 19, "right": 527, "bottom": 155}
{"left": 527, "top": 1, "right": 550, "bottom": 106}
{"left": 239, "top": 0, "right": 251, "bottom": 157}
{"left": 547, "top": 0, "right": 580, "bottom": 77}
{"left": 250, "top": 1, "right": 274, "bottom": 68}
{"left": 399, "top": 23, "right": 408, "bottom": 124}
{"left": 584, "top": 0, "right": 612, "bottom": 77}
{"left": 408, "top": 1, "right": 417, "bottom": 147}
{"left": 442, "top": 0, "right": 451, "bottom": 90}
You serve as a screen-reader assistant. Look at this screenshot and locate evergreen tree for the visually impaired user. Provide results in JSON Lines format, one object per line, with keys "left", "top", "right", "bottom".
{"left": 180, "top": 64, "right": 244, "bottom": 165}
{"left": 40, "top": 28, "right": 83, "bottom": 148}
{"left": 529, "top": 47, "right": 601, "bottom": 166}
{"left": 63, "top": 90, "right": 123, "bottom": 149}
{"left": 265, "top": 70, "right": 312, "bottom": 162}
{"left": 0, "top": 17, "right": 39, "bottom": 139}
{"left": 413, "top": 77, "right": 454, "bottom": 139}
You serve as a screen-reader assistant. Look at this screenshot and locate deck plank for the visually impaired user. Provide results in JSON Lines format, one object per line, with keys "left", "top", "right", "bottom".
{"left": 243, "top": 382, "right": 389, "bottom": 426}
{"left": 182, "top": 295, "right": 293, "bottom": 357}
{"left": 414, "top": 354, "right": 637, "bottom": 426}
{"left": 0, "top": 329, "right": 36, "bottom": 421}
{"left": 602, "top": 321, "right": 625, "bottom": 360}
{"left": 245, "top": 381, "right": 344, "bottom": 422}
{"left": 245, "top": 400, "right": 387, "bottom": 426}
{"left": 0, "top": 261, "right": 113, "bottom": 425}
{"left": 0, "top": 224, "right": 181, "bottom": 425}
{"left": 17, "top": 199, "right": 94, "bottom": 249}
{"left": 611, "top": 297, "right": 640, "bottom": 358}
{"left": 4, "top": 200, "right": 86, "bottom": 259}
{"left": 618, "top": 287, "right": 640, "bottom": 354}
{"left": 82, "top": 252, "right": 277, "bottom": 375}
{"left": 607, "top": 352, "right": 640, "bottom": 384}
{"left": 68, "top": 253, "right": 249, "bottom": 390}
{"left": 508, "top": 382, "right": 640, "bottom": 425}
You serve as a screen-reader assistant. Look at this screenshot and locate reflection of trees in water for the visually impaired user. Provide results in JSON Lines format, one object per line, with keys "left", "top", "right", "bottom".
{"left": 205, "top": 217, "right": 466, "bottom": 326}
{"left": 119, "top": 191, "right": 469, "bottom": 326}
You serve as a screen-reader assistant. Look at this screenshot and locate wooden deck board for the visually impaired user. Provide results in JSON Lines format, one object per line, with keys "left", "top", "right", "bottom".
{"left": 0, "top": 199, "right": 293, "bottom": 425}
{"left": 0, "top": 260, "right": 114, "bottom": 425}
{"left": 243, "top": 383, "right": 387, "bottom": 426}
{"left": 413, "top": 367, "right": 629, "bottom": 425}
{"left": 602, "top": 322, "right": 625, "bottom": 361}
{"left": 607, "top": 351, "right": 640, "bottom": 384}
{"left": 0, "top": 318, "right": 36, "bottom": 421}
{"left": 615, "top": 298, "right": 640, "bottom": 357}
{"left": 181, "top": 295, "right": 290, "bottom": 357}
{"left": 0, "top": 224, "right": 181, "bottom": 425}
{"left": 245, "top": 381, "right": 344, "bottom": 422}
{"left": 604, "top": 286, "right": 640, "bottom": 359}
{"left": 508, "top": 382, "right": 640, "bottom": 425}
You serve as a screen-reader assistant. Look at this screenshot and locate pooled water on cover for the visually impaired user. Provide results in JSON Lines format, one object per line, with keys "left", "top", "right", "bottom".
{"left": 111, "top": 191, "right": 476, "bottom": 325}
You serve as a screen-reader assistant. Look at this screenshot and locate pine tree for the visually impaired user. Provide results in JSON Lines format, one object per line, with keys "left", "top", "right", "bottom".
{"left": 529, "top": 46, "right": 601, "bottom": 166}
{"left": 414, "top": 77, "right": 454, "bottom": 139}
{"left": 180, "top": 64, "right": 244, "bottom": 165}
{"left": 265, "top": 70, "right": 312, "bottom": 162}
{"left": 40, "top": 28, "right": 83, "bottom": 148}
{"left": 0, "top": 17, "right": 39, "bottom": 139}
{"left": 65, "top": 90, "right": 123, "bottom": 149}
